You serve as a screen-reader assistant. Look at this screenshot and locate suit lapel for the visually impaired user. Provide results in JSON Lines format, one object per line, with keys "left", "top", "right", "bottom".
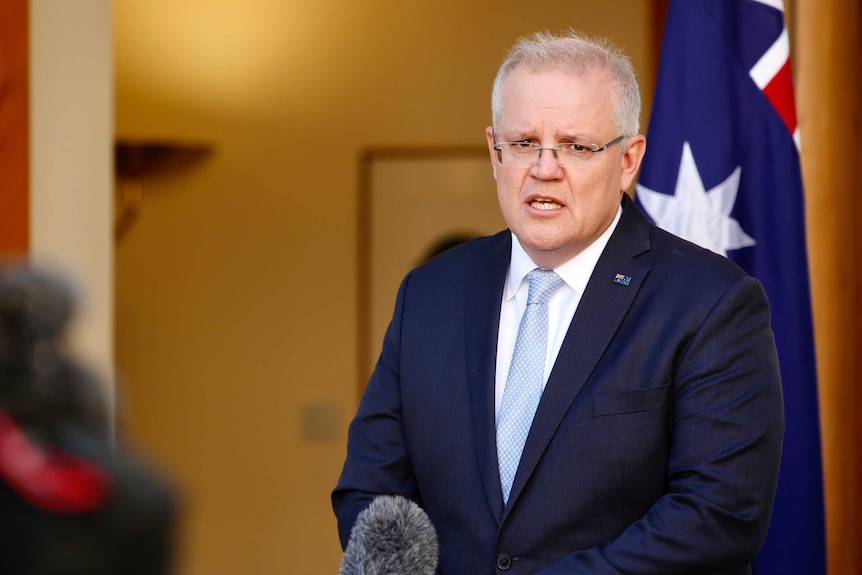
{"left": 503, "top": 197, "right": 653, "bottom": 513}
{"left": 464, "top": 231, "right": 510, "bottom": 523}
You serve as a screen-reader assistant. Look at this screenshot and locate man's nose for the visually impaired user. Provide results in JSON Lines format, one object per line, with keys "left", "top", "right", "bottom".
{"left": 533, "top": 148, "right": 563, "bottom": 178}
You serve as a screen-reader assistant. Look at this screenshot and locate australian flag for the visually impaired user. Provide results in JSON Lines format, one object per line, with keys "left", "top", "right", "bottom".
{"left": 635, "top": 1, "right": 826, "bottom": 573}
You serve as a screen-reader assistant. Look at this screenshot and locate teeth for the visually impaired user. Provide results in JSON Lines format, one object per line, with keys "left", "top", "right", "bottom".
{"left": 531, "top": 199, "right": 562, "bottom": 210}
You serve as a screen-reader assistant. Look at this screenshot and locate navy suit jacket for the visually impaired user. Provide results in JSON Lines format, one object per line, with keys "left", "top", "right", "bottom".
{"left": 333, "top": 196, "right": 784, "bottom": 575}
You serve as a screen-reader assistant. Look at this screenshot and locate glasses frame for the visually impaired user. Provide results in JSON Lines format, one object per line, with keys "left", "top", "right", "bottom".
{"left": 492, "top": 132, "right": 626, "bottom": 168}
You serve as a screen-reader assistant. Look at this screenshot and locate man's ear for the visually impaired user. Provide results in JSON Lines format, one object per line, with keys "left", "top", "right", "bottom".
{"left": 620, "top": 135, "right": 646, "bottom": 191}
{"left": 486, "top": 127, "right": 500, "bottom": 182}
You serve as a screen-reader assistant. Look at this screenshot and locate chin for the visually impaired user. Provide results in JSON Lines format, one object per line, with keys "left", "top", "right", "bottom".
{"left": 519, "top": 230, "right": 571, "bottom": 252}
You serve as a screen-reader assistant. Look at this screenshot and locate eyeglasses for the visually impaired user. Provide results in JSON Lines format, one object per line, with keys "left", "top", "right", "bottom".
{"left": 493, "top": 133, "right": 626, "bottom": 169}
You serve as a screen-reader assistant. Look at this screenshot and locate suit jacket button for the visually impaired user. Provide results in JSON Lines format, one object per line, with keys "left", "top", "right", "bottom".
{"left": 496, "top": 553, "right": 512, "bottom": 570}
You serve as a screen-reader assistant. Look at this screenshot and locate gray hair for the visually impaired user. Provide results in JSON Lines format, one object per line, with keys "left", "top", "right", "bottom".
{"left": 491, "top": 30, "right": 641, "bottom": 137}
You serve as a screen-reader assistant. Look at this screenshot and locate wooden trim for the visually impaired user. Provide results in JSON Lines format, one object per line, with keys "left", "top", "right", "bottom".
{"left": 797, "top": 0, "right": 862, "bottom": 573}
{"left": 0, "top": 0, "right": 29, "bottom": 256}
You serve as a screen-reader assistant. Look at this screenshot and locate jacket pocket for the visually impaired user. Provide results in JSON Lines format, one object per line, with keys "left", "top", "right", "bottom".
{"left": 591, "top": 384, "right": 671, "bottom": 417}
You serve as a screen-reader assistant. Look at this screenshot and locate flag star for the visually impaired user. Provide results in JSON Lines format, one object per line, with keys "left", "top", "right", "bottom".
{"left": 636, "top": 142, "right": 755, "bottom": 257}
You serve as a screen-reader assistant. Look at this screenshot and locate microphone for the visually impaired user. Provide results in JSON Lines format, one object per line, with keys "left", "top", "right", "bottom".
{"left": 340, "top": 495, "right": 439, "bottom": 575}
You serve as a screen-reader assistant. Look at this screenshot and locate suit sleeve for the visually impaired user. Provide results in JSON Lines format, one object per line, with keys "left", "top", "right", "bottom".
{"left": 536, "top": 275, "right": 785, "bottom": 574}
{"left": 331, "top": 271, "right": 418, "bottom": 549}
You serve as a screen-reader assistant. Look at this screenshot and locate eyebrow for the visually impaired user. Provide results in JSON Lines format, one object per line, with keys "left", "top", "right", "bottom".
{"left": 554, "top": 131, "right": 597, "bottom": 143}
{"left": 497, "top": 130, "right": 534, "bottom": 141}
{"left": 500, "top": 130, "right": 596, "bottom": 143}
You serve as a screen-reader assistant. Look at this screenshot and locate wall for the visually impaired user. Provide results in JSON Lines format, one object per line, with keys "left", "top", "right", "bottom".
{"left": 29, "top": 0, "right": 114, "bottom": 401}
{"left": 113, "top": 2, "right": 654, "bottom": 574}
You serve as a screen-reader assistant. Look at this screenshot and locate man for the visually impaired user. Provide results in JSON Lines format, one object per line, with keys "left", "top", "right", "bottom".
{"left": 333, "top": 30, "right": 783, "bottom": 575}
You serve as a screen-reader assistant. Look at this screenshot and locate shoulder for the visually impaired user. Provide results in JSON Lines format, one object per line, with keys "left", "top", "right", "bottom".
{"left": 611, "top": 198, "right": 767, "bottom": 320}
{"left": 646, "top": 223, "right": 752, "bottom": 286}
{"left": 409, "top": 230, "right": 510, "bottom": 281}
{"left": 618, "top": 196, "right": 752, "bottom": 286}
{"left": 387, "top": 230, "right": 510, "bottom": 316}
{"left": 636, "top": 224, "right": 773, "bottom": 328}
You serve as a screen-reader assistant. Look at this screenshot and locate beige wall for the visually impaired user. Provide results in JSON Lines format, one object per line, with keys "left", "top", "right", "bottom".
{"left": 113, "top": 3, "right": 654, "bottom": 574}
{"left": 30, "top": 0, "right": 114, "bottom": 399}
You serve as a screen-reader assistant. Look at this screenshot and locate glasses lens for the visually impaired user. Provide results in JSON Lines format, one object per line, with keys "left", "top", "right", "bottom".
{"left": 556, "top": 144, "right": 594, "bottom": 166}
{"left": 497, "top": 142, "right": 598, "bottom": 168}
{"left": 499, "top": 143, "right": 537, "bottom": 167}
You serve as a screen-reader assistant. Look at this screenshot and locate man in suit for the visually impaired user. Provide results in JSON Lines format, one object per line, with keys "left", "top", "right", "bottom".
{"left": 333, "top": 30, "right": 784, "bottom": 575}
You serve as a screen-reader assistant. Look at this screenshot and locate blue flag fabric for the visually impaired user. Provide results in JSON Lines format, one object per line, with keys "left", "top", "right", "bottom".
{"left": 635, "top": 1, "right": 826, "bottom": 573}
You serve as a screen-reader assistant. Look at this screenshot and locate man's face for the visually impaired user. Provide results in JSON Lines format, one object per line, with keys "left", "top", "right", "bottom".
{"left": 486, "top": 64, "right": 645, "bottom": 269}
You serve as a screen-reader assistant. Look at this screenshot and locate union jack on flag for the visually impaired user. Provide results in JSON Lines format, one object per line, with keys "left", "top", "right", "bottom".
{"left": 635, "top": 1, "right": 826, "bottom": 573}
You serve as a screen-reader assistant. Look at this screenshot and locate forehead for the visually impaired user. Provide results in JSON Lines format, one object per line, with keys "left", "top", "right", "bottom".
{"left": 497, "top": 64, "right": 616, "bottom": 135}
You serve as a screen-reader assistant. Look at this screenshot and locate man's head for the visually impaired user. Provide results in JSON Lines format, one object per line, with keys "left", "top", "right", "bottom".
{"left": 486, "top": 30, "right": 646, "bottom": 269}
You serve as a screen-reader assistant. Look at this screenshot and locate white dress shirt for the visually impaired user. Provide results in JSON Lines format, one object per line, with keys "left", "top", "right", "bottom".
{"left": 494, "top": 207, "right": 623, "bottom": 419}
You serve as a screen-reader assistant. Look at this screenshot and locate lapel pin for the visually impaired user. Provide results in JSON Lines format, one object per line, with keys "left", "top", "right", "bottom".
{"left": 613, "top": 273, "right": 632, "bottom": 286}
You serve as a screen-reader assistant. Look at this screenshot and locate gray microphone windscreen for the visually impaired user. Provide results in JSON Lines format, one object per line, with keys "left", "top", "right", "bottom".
{"left": 339, "top": 495, "right": 438, "bottom": 575}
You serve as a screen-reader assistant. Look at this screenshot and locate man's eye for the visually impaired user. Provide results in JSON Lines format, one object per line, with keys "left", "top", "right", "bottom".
{"left": 562, "top": 143, "right": 588, "bottom": 152}
{"left": 515, "top": 141, "right": 534, "bottom": 149}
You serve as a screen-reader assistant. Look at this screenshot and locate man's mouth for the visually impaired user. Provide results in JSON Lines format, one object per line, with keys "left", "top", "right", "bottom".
{"left": 530, "top": 198, "right": 563, "bottom": 210}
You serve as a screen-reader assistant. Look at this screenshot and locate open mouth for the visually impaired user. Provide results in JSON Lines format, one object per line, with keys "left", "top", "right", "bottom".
{"left": 530, "top": 198, "right": 562, "bottom": 210}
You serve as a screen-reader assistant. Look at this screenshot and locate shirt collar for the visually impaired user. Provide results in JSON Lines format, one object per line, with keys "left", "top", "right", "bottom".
{"left": 505, "top": 205, "right": 623, "bottom": 300}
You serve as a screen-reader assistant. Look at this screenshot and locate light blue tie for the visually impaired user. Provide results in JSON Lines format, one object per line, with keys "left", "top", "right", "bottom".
{"left": 497, "top": 268, "right": 564, "bottom": 504}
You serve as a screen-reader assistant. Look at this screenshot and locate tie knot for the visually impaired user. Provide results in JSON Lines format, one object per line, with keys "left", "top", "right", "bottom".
{"left": 526, "top": 269, "right": 564, "bottom": 305}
